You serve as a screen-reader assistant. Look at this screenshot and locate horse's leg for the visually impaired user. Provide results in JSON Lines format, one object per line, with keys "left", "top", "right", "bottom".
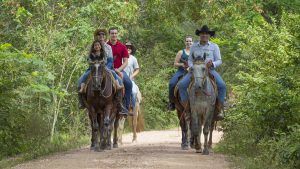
{"left": 203, "top": 109, "right": 214, "bottom": 155}
{"left": 132, "top": 104, "right": 139, "bottom": 143}
{"left": 117, "top": 116, "right": 125, "bottom": 145}
{"left": 106, "top": 117, "right": 114, "bottom": 150}
{"left": 184, "top": 110, "right": 191, "bottom": 149}
{"left": 92, "top": 112, "right": 101, "bottom": 152}
{"left": 99, "top": 113, "right": 106, "bottom": 151}
{"left": 176, "top": 110, "right": 186, "bottom": 149}
{"left": 113, "top": 114, "right": 120, "bottom": 148}
{"left": 87, "top": 110, "right": 96, "bottom": 150}
{"left": 194, "top": 111, "right": 202, "bottom": 153}
{"left": 208, "top": 120, "right": 214, "bottom": 149}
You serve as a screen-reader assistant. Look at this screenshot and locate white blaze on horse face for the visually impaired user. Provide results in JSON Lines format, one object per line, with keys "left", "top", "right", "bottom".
{"left": 193, "top": 63, "right": 206, "bottom": 89}
{"left": 94, "top": 63, "right": 100, "bottom": 89}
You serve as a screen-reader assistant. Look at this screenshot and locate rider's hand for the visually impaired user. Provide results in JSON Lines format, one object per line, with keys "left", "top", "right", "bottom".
{"left": 116, "top": 69, "right": 123, "bottom": 79}
{"left": 206, "top": 61, "right": 214, "bottom": 68}
{"left": 187, "top": 66, "right": 193, "bottom": 72}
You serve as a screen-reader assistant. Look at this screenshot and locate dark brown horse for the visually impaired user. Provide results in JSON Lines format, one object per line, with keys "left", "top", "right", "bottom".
{"left": 174, "top": 78, "right": 191, "bottom": 150}
{"left": 82, "top": 59, "right": 121, "bottom": 151}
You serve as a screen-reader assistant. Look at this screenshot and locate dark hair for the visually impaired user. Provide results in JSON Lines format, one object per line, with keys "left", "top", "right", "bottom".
{"left": 89, "top": 40, "right": 106, "bottom": 59}
{"left": 109, "top": 27, "right": 118, "bottom": 33}
{"left": 126, "top": 45, "right": 136, "bottom": 55}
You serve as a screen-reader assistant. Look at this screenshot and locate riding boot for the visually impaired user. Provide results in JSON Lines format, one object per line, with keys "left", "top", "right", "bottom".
{"left": 79, "top": 83, "right": 86, "bottom": 93}
{"left": 116, "top": 90, "right": 128, "bottom": 116}
{"left": 216, "top": 101, "right": 224, "bottom": 121}
{"left": 78, "top": 93, "right": 85, "bottom": 109}
{"left": 168, "top": 102, "right": 175, "bottom": 111}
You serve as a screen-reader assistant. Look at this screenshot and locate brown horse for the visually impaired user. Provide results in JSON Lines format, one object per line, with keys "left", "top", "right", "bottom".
{"left": 174, "top": 78, "right": 191, "bottom": 150}
{"left": 82, "top": 59, "right": 121, "bottom": 151}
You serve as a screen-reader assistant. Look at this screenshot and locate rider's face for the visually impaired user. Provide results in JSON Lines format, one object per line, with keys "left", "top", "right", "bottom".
{"left": 200, "top": 32, "right": 210, "bottom": 43}
{"left": 109, "top": 29, "right": 118, "bottom": 41}
{"left": 127, "top": 48, "right": 132, "bottom": 54}
{"left": 185, "top": 37, "right": 193, "bottom": 48}
{"left": 97, "top": 32, "right": 106, "bottom": 41}
{"left": 94, "top": 42, "right": 101, "bottom": 52}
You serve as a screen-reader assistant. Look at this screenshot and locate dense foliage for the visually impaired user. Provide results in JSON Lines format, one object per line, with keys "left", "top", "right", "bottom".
{"left": 0, "top": 0, "right": 299, "bottom": 168}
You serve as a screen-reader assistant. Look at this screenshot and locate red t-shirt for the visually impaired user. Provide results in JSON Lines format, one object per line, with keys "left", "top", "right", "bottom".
{"left": 107, "top": 40, "right": 129, "bottom": 69}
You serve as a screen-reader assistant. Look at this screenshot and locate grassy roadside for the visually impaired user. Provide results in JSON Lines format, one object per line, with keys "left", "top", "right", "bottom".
{"left": 0, "top": 135, "right": 90, "bottom": 169}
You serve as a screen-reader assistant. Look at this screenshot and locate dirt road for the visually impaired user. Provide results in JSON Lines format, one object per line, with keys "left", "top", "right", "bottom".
{"left": 12, "top": 129, "right": 231, "bottom": 169}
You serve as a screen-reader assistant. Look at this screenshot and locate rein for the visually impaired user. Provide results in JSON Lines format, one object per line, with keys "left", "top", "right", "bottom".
{"left": 91, "top": 60, "right": 113, "bottom": 98}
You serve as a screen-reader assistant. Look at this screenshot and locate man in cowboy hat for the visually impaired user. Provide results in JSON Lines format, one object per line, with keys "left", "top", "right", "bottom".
{"left": 178, "top": 25, "right": 226, "bottom": 120}
{"left": 124, "top": 42, "right": 140, "bottom": 110}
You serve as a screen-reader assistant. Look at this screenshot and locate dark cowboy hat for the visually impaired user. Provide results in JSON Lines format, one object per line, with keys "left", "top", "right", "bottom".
{"left": 94, "top": 28, "right": 108, "bottom": 37}
{"left": 195, "top": 25, "right": 215, "bottom": 36}
{"left": 125, "top": 41, "right": 136, "bottom": 55}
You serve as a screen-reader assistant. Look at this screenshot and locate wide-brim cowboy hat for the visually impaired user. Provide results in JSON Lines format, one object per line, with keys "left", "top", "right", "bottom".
{"left": 94, "top": 28, "right": 108, "bottom": 37}
{"left": 195, "top": 25, "right": 215, "bottom": 36}
{"left": 125, "top": 41, "right": 136, "bottom": 55}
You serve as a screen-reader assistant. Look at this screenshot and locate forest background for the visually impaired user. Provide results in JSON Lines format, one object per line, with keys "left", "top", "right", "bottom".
{"left": 0, "top": 0, "right": 299, "bottom": 169}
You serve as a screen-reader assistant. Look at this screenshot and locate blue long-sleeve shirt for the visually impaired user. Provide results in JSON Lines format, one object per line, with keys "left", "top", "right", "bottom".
{"left": 188, "top": 41, "right": 222, "bottom": 68}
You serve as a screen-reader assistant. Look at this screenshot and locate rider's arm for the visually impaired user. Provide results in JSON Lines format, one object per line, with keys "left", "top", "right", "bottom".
{"left": 116, "top": 46, "right": 129, "bottom": 72}
{"left": 105, "top": 45, "right": 114, "bottom": 70}
{"left": 130, "top": 57, "right": 140, "bottom": 80}
{"left": 174, "top": 51, "right": 185, "bottom": 68}
{"left": 212, "top": 44, "right": 222, "bottom": 68}
{"left": 116, "top": 57, "right": 128, "bottom": 73}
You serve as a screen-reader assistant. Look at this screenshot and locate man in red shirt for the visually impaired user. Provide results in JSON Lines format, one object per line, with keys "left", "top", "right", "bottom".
{"left": 107, "top": 27, "right": 133, "bottom": 116}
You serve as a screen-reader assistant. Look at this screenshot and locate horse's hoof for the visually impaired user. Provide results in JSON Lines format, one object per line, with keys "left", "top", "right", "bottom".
{"left": 196, "top": 149, "right": 202, "bottom": 153}
{"left": 90, "top": 146, "right": 95, "bottom": 151}
{"left": 202, "top": 149, "right": 209, "bottom": 155}
{"left": 182, "top": 146, "right": 189, "bottom": 150}
{"left": 95, "top": 147, "right": 103, "bottom": 152}
{"left": 113, "top": 144, "right": 118, "bottom": 148}
{"left": 105, "top": 145, "right": 112, "bottom": 150}
{"left": 132, "top": 139, "right": 137, "bottom": 143}
{"left": 190, "top": 144, "right": 195, "bottom": 149}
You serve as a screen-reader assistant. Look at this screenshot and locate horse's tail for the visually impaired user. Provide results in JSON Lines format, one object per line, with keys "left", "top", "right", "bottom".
{"left": 136, "top": 91, "right": 144, "bottom": 132}
{"left": 137, "top": 90, "right": 142, "bottom": 103}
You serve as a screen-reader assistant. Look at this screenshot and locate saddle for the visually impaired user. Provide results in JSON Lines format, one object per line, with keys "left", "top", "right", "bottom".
{"left": 173, "top": 72, "right": 218, "bottom": 110}
{"left": 188, "top": 72, "right": 218, "bottom": 96}
{"left": 83, "top": 68, "right": 117, "bottom": 95}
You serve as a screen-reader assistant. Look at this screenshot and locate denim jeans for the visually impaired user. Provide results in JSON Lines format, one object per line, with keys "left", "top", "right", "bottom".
{"left": 122, "top": 71, "right": 133, "bottom": 109}
{"left": 169, "top": 69, "right": 186, "bottom": 103}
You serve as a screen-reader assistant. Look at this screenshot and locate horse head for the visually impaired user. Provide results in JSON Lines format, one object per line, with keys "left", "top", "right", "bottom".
{"left": 91, "top": 59, "right": 106, "bottom": 91}
{"left": 192, "top": 56, "right": 208, "bottom": 90}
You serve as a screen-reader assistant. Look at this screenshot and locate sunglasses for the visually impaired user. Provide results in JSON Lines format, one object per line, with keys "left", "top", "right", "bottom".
{"left": 97, "top": 32, "right": 106, "bottom": 36}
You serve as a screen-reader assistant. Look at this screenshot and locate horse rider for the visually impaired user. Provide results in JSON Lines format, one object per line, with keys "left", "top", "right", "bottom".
{"left": 178, "top": 25, "right": 226, "bottom": 120}
{"left": 168, "top": 35, "right": 193, "bottom": 111}
{"left": 124, "top": 42, "right": 140, "bottom": 112}
{"left": 78, "top": 29, "right": 127, "bottom": 115}
{"left": 107, "top": 27, "right": 133, "bottom": 116}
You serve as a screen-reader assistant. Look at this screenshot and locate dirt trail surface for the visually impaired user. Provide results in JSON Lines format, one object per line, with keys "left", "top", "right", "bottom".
{"left": 12, "top": 129, "right": 231, "bottom": 169}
